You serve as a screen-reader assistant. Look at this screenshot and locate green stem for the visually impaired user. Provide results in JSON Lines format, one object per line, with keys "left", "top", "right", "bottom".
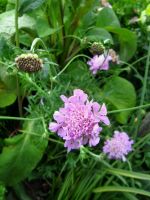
{"left": 48, "top": 137, "right": 64, "bottom": 145}
{"left": 15, "top": 0, "right": 19, "bottom": 47}
{"left": 0, "top": 116, "right": 42, "bottom": 120}
{"left": 119, "top": 60, "right": 143, "bottom": 82}
{"left": 30, "top": 38, "right": 48, "bottom": 53}
{"left": 81, "top": 147, "right": 111, "bottom": 168}
{"left": 131, "top": 55, "right": 147, "bottom": 66}
{"left": 135, "top": 41, "right": 150, "bottom": 135}
{"left": 54, "top": 54, "right": 90, "bottom": 79}
{"left": 127, "top": 159, "right": 135, "bottom": 188}
{"left": 139, "top": 43, "right": 150, "bottom": 106}
{"left": 20, "top": 73, "right": 48, "bottom": 97}
{"left": 16, "top": 75, "right": 23, "bottom": 116}
{"left": 108, "top": 103, "right": 150, "bottom": 114}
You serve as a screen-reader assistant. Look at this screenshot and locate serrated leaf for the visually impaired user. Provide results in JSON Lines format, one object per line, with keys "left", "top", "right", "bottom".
{"left": 102, "top": 76, "right": 136, "bottom": 124}
{"left": 0, "top": 120, "right": 48, "bottom": 186}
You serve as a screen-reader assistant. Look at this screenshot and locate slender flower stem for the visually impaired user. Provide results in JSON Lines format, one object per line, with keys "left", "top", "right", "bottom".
{"left": 16, "top": 75, "right": 23, "bottom": 116}
{"left": 54, "top": 54, "right": 90, "bottom": 79}
{"left": 134, "top": 41, "right": 150, "bottom": 135}
{"left": 119, "top": 60, "right": 143, "bottom": 82}
{"left": 30, "top": 38, "right": 48, "bottom": 53}
{"left": 108, "top": 103, "right": 150, "bottom": 114}
{"left": 81, "top": 146, "right": 111, "bottom": 168}
{"left": 15, "top": 0, "right": 19, "bottom": 47}
{"left": 139, "top": 42, "right": 150, "bottom": 106}
{"left": 0, "top": 116, "right": 43, "bottom": 120}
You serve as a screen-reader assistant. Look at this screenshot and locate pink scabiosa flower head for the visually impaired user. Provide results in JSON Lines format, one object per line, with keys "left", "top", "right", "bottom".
{"left": 103, "top": 131, "right": 134, "bottom": 161}
{"left": 87, "top": 54, "right": 112, "bottom": 74}
{"left": 49, "top": 89, "right": 110, "bottom": 152}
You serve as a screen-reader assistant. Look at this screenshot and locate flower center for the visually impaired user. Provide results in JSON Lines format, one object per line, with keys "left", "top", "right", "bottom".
{"left": 64, "top": 105, "right": 94, "bottom": 139}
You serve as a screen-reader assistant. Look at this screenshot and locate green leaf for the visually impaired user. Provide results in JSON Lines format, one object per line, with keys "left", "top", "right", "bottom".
{"left": 0, "top": 120, "right": 48, "bottom": 186}
{"left": 0, "top": 87, "right": 16, "bottom": 108}
{"left": 85, "top": 28, "right": 113, "bottom": 43}
{"left": 108, "top": 168, "right": 150, "bottom": 181}
{"left": 96, "top": 7, "right": 120, "bottom": 28}
{"left": 102, "top": 76, "right": 136, "bottom": 124}
{"left": 19, "top": 0, "right": 46, "bottom": 16}
{"left": 93, "top": 186, "right": 150, "bottom": 197}
{"left": 0, "top": 35, "right": 14, "bottom": 59}
{"left": 0, "top": 184, "right": 5, "bottom": 200}
{"left": 0, "top": 10, "right": 36, "bottom": 36}
{"left": 106, "top": 27, "right": 137, "bottom": 61}
{"left": 36, "top": 17, "right": 62, "bottom": 38}
{"left": 65, "top": 60, "right": 102, "bottom": 101}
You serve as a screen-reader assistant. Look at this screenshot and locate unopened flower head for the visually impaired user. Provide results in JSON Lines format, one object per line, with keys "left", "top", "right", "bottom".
{"left": 49, "top": 89, "right": 110, "bottom": 151}
{"left": 15, "top": 53, "right": 43, "bottom": 72}
{"left": 90, "top": 42, "right": 105, "bottom": 55}
{"left": 103, "top": 131, "right": 134, "bottom": 161}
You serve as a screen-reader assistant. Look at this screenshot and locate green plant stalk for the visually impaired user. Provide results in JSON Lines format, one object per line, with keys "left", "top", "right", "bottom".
{"left": 135, "top": 41, "right": 150, "bottom": 135}
{"left": 16, "top": 75, "right": 23, "bottom": 117}
{"left": 15, "top": 0, "right": 19, "bottom": 47}
{"left": 30, "top": 38, "right": 48, "bottom": 53}
{"left": 15, "top": 0, "right": 22, "bottom": 116}
{"left": 0, "top": 116, "right": 43, "bottom": 120}
{"left": 139, "top": 42, "right": 150, "bottom": 106}
{"left": 54, "top": 54, "right": 90, "bottom": 79}
{"left": 81, "top": 147, "right": 111, "bottom": 168}
{"left": 108, "top": 103, "right": 150, "bottom": 114}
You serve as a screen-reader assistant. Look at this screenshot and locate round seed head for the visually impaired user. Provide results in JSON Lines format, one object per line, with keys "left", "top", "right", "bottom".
{"left": 15, "top": 53, "right": 43, "bottom": 72}
{"left": 90, "top": 42, "right": 105, "bottom": 55}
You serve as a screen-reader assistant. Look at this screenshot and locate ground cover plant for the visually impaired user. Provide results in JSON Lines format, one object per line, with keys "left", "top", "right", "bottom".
{"left": 0, "top": 0, "right": 150, "bottom": 199}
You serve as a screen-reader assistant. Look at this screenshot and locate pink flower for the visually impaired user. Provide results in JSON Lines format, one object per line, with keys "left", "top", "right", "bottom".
{"left": 87, "top": 54, "right": 112, "bottom": 74}
{"left": 103, "top": 131, "right": 134, "bottom": 161}
{"left": 49, "top": 89, "right": 110, "bottom": 151}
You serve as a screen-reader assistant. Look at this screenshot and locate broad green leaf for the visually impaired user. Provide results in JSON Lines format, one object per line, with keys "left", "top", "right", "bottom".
{"left": 106, "top": 27, "right": 137, "bottom": 61}
{"left": 108, "top": 168, "right": 150, "bottom": 181}
{"left": 96, "top": 7, "right": 120, "bottom": 28}
{"left": 19, "top": 0, "right": 46, "bottom": 16}
{"left": 0, "top": 81, "right": 16, "bottom": 108}
{"left": 93, "top": 186, "right": 150, "bottom": 197}
{"left": 69, "top": 0, "right": 96, "bottom": 33}
{"left": 36, "top": 17, "right": 62, "bottom": 38}
{"left": 85, "top": 28, "right": 113, "bottom": 43}
{"left": 0, "top": 10, "right": 35, "bottom": 36}
{"left": 102, "top": 76, "right": 136, "bottom": 124}
{"left": 0, "top": 120, "right": 48, "bottom": 186}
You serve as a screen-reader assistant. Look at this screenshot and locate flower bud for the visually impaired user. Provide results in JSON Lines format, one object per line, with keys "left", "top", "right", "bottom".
{"left": 90, "top": 42, "right": 105, "bottom": 55}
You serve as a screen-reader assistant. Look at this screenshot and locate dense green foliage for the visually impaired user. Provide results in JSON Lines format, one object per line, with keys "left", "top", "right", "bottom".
{"left": 0, "top": 0, "right": 150, "bottom": 199}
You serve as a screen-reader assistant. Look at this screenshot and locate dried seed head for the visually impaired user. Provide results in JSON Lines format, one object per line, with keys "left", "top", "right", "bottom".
{"left": 108, "top": 49, "right": 119, "bottom": 63}
{"left": 90, "top": 42, "right": 105, "bottom": 55}
{"left": 15, "top": 53, "right": 43, "bottom": 72}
